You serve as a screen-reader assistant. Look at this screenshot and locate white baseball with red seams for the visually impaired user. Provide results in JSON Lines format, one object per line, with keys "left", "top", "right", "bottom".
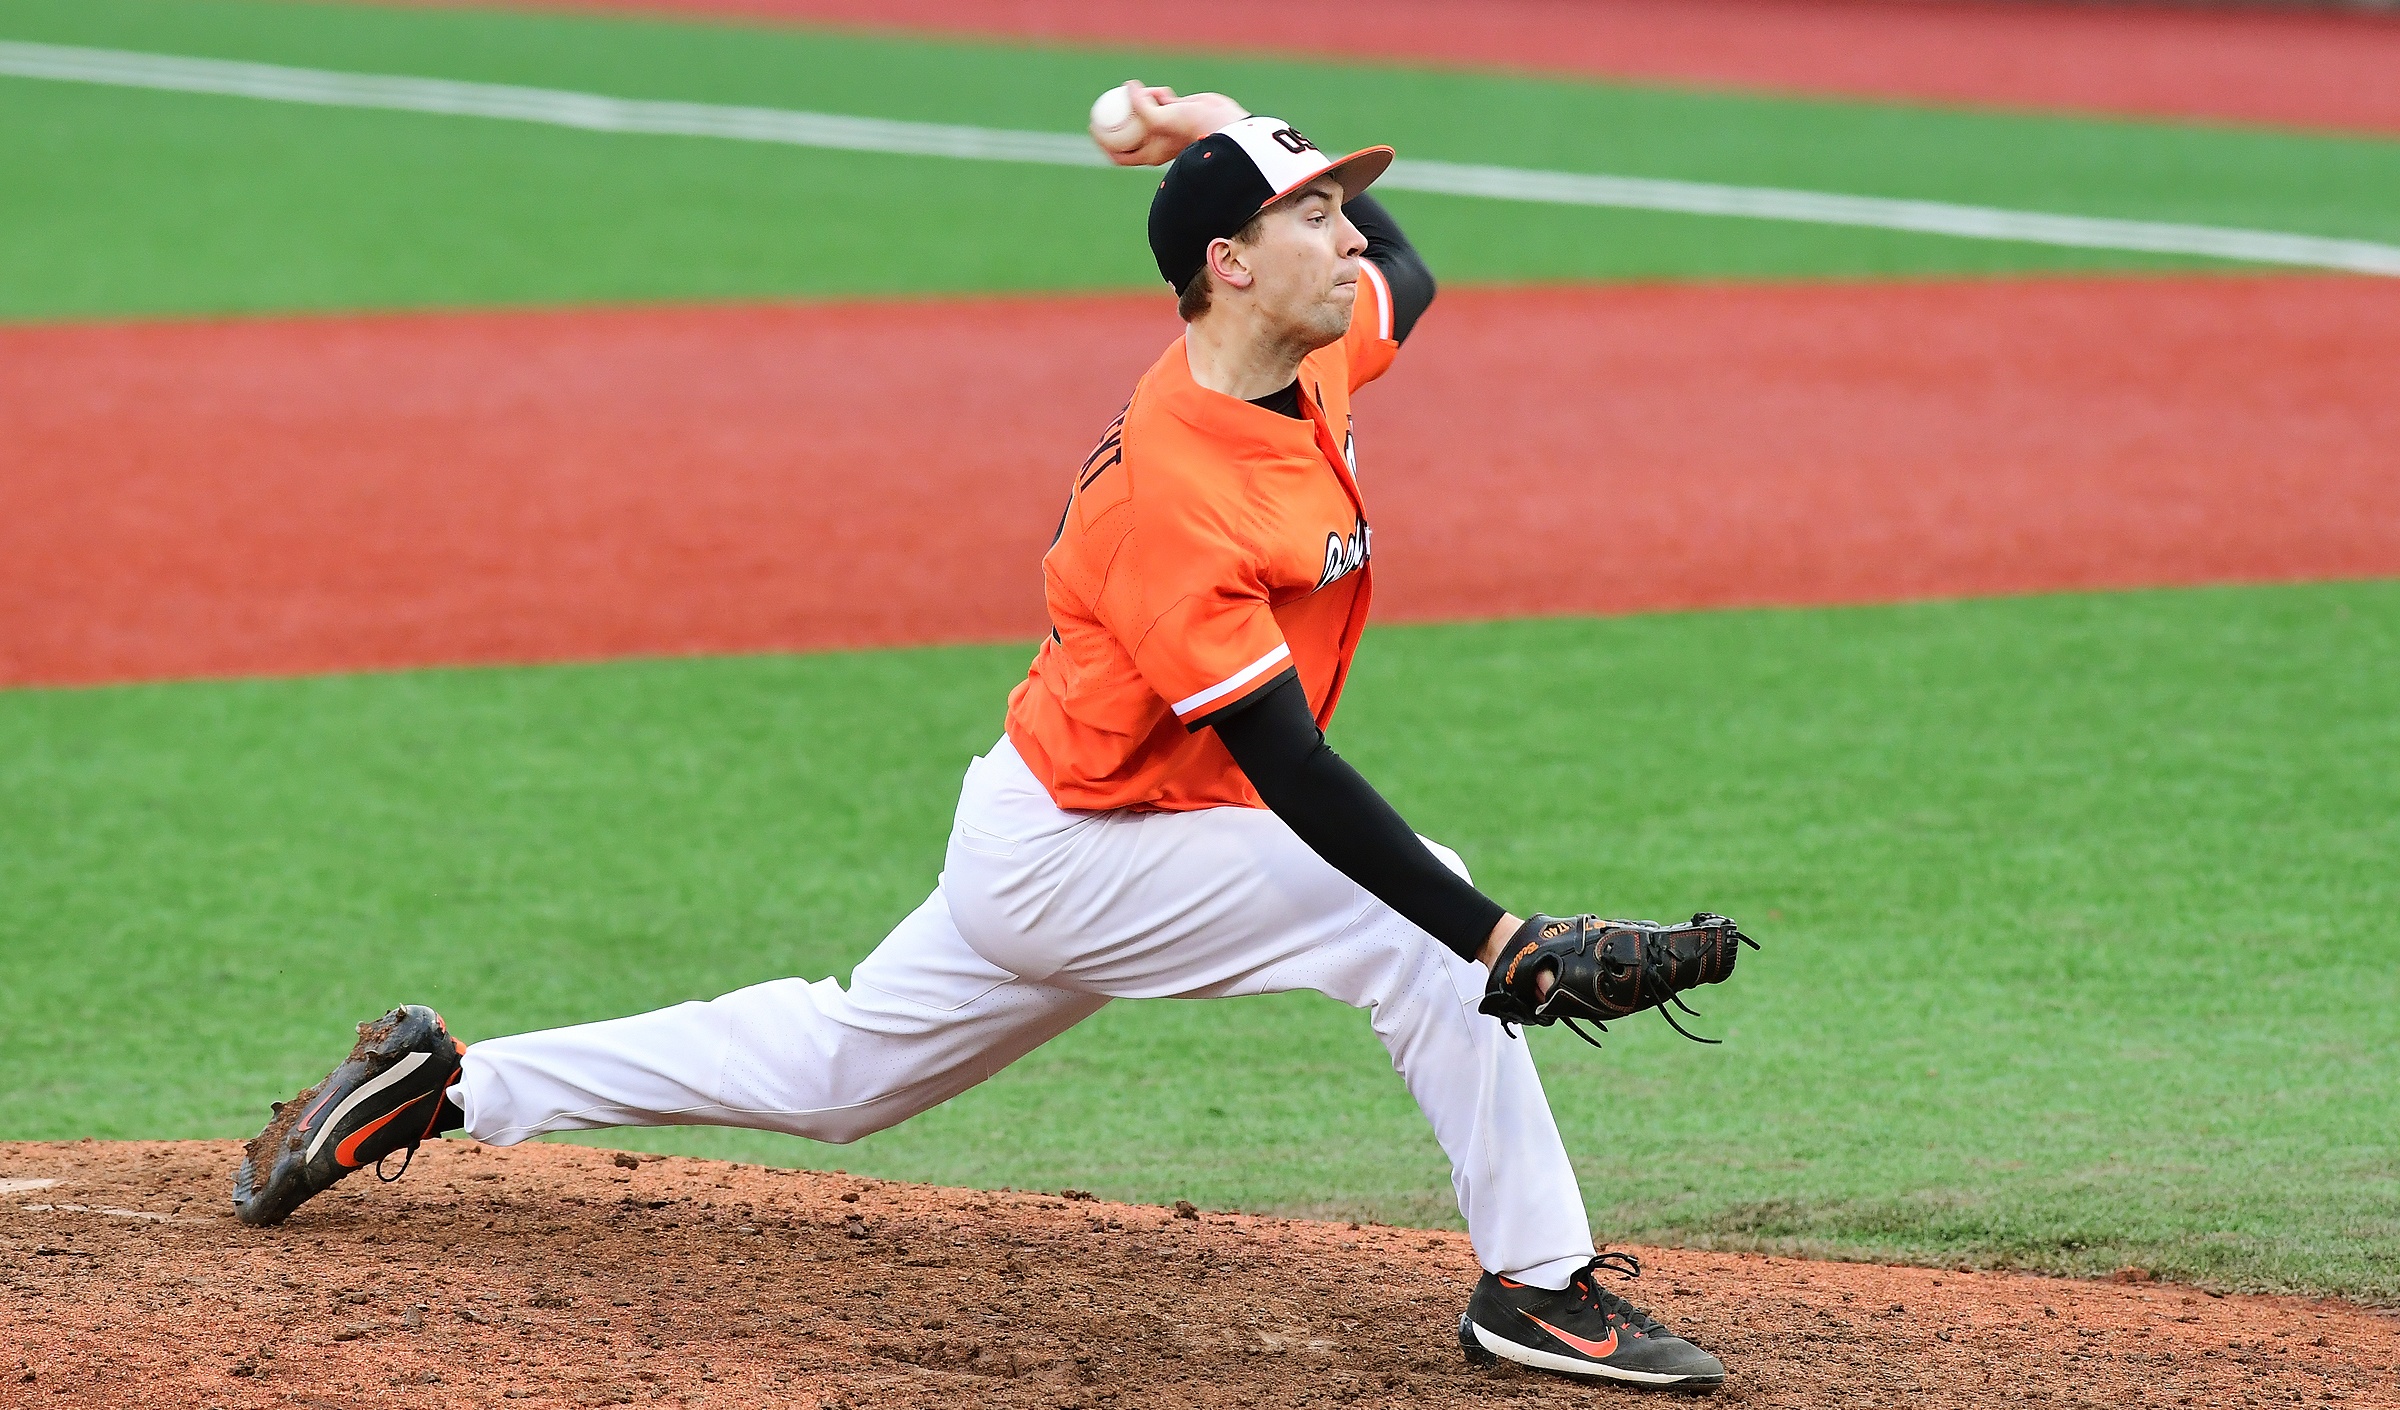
{"left": 1089, "top": 83, "right": 1142, "bottom": 150}
{"left": 449, "top": 735, "right": 1600, "bottom": 1291}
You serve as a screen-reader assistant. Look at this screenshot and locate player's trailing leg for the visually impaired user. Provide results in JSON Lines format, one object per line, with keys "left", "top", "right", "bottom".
{"left": 1460, "top": 1252, "right": 1726, "bottom": 1391}
{"left": 232, "top": 1005, "right": 465, "bottom": 1227}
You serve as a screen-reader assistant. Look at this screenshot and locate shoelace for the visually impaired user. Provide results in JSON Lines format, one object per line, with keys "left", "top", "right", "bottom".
{"left": 372, "top": 1066, "right": 460, "bottom": 1183}
{"left": 374, "top": 1143, "right": 419, "bottom": 1183}
{"left": 1565, "top": 1251, "right": 1670, "bottom": 1337}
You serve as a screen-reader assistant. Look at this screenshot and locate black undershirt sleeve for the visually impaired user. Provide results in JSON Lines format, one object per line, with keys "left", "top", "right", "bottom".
{"left": 1343, "top": 192, "right": 1436, "bottom": 344}
{"left": 1210, "top": 672, "right": 1505, "bottom": 962}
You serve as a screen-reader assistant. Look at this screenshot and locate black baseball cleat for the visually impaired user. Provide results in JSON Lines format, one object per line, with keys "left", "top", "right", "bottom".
{"left": 232, "top": 1005, "right": 466, "bottom": 1227}
{"left": 1460, "top": 1252, "right": 1725, "bottom": 1391}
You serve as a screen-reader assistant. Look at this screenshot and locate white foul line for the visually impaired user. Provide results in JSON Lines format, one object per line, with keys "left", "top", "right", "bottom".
{"left": 5, "top": 40, "right": 2396, "bottom": 277}
{"left": 1384, "top": 160, "right": 2400, "bottom": 275}
{"left": 0, "top": 40, "right": 1108, "bottom": 165}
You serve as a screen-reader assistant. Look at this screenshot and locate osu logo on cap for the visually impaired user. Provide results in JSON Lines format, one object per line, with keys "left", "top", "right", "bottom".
{"left": 1270, "top": 127, "right": 1318, "bottom": 155}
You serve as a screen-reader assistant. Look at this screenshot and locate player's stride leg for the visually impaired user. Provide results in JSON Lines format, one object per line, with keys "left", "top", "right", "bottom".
{"left": 233, "top": 1005, "right": 465, "bottom": 1226}
{"left": 936, "top": 739, "right": 1601, "bottom": 1287}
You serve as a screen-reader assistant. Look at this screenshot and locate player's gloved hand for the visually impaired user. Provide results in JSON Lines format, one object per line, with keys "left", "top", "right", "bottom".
{"left": 1479, "top": 913, "right": 1758, "bottom": 1047}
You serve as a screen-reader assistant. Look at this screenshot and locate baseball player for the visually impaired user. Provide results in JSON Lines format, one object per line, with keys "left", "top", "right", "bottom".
{"left": 234, "top": 85, "right": 1754, "bottom": 1391}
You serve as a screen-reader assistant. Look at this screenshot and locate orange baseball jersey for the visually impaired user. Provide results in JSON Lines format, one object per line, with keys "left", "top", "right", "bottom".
{"left": 1005, "top": 261, "right": 1401, "bottom": 812}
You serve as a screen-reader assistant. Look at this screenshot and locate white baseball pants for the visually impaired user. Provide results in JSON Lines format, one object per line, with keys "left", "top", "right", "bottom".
{"left": 450, "top": 737, "right": 1597, "bottom": 1288}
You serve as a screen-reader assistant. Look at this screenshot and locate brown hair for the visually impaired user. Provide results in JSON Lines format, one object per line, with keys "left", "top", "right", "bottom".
{"left": 1174, "top": 204, "right": 1278, "bottom": 323}
{"left": 1177, "top": 268, "right": 1215, "bottom": 322}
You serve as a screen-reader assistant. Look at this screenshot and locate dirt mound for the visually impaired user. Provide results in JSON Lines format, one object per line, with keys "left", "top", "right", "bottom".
{"left": 3, "top": 1139, "right": 2392, "bottom": 1408}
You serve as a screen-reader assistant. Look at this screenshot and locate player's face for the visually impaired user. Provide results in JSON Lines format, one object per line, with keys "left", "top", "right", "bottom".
{"left": 1244, "top": 179, "right": 1365, "bottom": 350}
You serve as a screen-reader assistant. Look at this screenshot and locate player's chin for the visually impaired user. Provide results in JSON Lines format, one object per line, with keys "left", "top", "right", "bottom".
{"left": 1308, "top": 287, "right": 1356, "bottom": 341}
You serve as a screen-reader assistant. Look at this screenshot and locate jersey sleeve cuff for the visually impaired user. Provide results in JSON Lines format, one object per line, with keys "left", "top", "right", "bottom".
{"left": 1173, "top": 644, "right": 1296, "bottom": 731}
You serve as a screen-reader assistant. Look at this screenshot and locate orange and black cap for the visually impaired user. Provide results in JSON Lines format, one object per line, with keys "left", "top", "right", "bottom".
{"left": 1147, "top": 115, "right": 1393, "bottom": 292}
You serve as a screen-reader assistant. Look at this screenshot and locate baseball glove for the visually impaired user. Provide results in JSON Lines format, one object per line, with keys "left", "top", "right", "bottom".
{"left": 1480, "top": 913, "right": 1758, "bottom": 1047}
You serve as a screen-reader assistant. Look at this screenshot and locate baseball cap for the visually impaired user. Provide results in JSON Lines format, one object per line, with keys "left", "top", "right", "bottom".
{"left": 1147, "top": 115, "right": 1394, "bottom": 293}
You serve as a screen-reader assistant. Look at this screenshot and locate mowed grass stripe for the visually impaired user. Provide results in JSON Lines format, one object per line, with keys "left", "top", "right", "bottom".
{"left": 6, "top": 0, "right": 2400, "bottom": 316}
{"left": 4, "top": 585, "right": 2395, "bottom": 1298}
{"left": 10, "top": 41, "right": 2397, "bottom": 275}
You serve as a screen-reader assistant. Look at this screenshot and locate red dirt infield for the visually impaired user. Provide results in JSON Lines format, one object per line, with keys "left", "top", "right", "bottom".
{"left": 394, "top": 0, "right": 2400, "bottom": 135}
{"left": 9, "top": 1139, "right": 2399, "bottom": 1408}
{"left": 6, "top": 275, "right": 2396, "bottom": 689}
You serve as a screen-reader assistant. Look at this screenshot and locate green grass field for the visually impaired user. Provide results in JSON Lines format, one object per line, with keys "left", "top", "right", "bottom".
{"left": 6, "top": 584, "right": 2395, "bottom": 1300}
{"left": 8, "top": 0, "right": 2400, "bottom": 316}
{"left": 6, "top": 0, "right": 2395, "bottom": 1312}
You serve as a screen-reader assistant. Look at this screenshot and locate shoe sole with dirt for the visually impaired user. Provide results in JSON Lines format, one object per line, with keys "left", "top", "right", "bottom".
{"left": 232, "top": 1004, "right": 463, "bottom": 1227}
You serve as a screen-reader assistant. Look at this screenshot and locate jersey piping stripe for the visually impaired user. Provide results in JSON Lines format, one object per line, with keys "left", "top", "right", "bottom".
{"left": 1171, "top": 643, "right": 1293, "bottom": 719}
{"left": 1359, "top": 260, "right": 1394, "bottom": 342}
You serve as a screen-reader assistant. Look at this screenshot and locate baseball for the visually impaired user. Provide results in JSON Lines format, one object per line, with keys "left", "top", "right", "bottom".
{"left": 1089, "top": 82, "right": 1145, "bottom": 152}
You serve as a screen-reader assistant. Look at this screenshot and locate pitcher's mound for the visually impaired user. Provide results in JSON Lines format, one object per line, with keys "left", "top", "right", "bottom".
{"left": 4, "top": 1140, "right": 2390, "bottom": 1407}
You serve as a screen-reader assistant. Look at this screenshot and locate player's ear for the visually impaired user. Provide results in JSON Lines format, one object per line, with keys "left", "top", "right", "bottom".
{"left": 1207, "top": 236, "right": 1255, "bottom": 291}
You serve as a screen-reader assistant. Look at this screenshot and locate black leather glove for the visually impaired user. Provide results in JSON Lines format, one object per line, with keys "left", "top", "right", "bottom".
{"left": 1480, "top": 912, "right": 1758, "bottom": 1046}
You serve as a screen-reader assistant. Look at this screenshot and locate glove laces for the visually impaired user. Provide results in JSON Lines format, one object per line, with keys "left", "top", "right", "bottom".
{"left": 1545, "top": 918, "right": 1760, "bottom": 1048}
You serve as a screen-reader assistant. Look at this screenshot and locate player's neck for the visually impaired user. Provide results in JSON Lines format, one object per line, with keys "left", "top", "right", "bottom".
{"left": 1183, "top": 308, "right": 1315, "bottom": 404}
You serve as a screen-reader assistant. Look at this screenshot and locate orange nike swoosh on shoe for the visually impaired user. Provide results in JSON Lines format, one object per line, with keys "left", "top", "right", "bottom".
{"left": 333, "top": 1094, "right": 425, "bottom": 1168}
{"left": 1520, "top": 1311, "right": 1618, "bottom": 1360}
